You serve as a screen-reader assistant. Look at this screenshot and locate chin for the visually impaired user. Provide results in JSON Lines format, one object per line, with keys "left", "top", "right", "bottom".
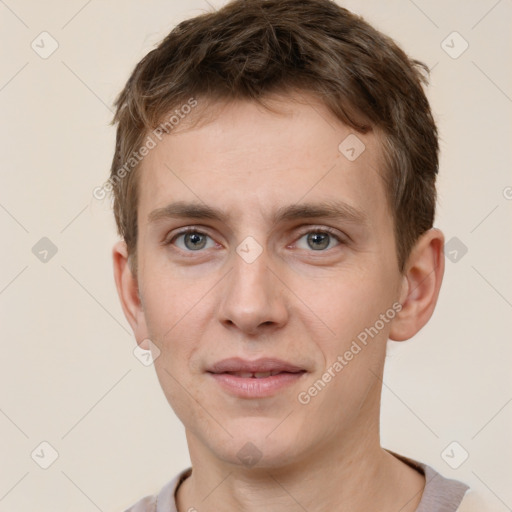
{"left": 211, "top": 421, "right": 305, "bottom": 470}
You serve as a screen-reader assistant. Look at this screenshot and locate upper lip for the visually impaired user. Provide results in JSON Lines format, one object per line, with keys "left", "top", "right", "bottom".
{"left": 207, "top": 357, "right": 306, "bottom": 374}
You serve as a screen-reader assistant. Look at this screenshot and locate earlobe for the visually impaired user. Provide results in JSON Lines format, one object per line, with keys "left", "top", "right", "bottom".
{"left": 389, "top": 228, "right": 445, "bottom": 342}
{"left": 112, "top": 241, "right": 150, "bottom": 349}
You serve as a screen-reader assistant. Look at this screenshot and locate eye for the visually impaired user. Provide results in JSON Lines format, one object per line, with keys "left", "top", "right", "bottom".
{"left": 170, "top": 229, "right": 217, "bottom": 251}
{"left": 295, "top": 229, "right": 341, "bottom": 251}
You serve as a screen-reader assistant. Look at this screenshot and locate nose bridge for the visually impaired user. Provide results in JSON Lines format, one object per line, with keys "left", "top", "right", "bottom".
{"left": 218, "top": 244, "right": 287, "bottom": 334}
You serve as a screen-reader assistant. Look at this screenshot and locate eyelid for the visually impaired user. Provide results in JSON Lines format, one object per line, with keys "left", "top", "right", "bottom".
{"left": 292, "top": 225, "right": 347, "bottom": 244}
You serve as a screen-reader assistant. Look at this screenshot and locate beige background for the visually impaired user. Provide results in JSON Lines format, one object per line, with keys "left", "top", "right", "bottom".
{"left": 1, "top": 0, "right": 511, "bottom": 510}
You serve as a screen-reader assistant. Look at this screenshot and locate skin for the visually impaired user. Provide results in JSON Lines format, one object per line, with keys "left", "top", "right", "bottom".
{"left": 113, "top": 92, "right": 445, "bottom": 512}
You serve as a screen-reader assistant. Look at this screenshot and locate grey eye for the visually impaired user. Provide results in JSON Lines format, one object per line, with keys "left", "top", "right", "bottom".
{"left": 184, "top": 232, "right": 207, "bottom": 250}
{"left": 173, "top": 231, "right": 215, "bottom": 251}
{"left": 295, "top": 231, "right": 340, "bottom": 251}
{"left": 307, "top": 232, "right": 330, "bottom": 250}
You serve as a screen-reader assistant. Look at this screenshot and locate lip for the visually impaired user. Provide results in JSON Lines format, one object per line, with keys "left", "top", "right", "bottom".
{"left": 207, "top": 357, "right": 307, "bottom": 399}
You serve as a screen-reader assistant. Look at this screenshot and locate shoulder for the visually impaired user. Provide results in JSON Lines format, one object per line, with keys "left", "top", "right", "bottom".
{"left": 122, "top": 494, "right": 157, "bottom": 512}
{"left": 122, "top": 467, "right": 192, "bottom": 512}
{"left": 387, "top": 450, "right": 470, "bottom": 511}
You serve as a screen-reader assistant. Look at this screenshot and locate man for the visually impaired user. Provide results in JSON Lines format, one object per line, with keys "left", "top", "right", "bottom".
{"left": 110, "top": 0, "right": 471, "bottom": 510}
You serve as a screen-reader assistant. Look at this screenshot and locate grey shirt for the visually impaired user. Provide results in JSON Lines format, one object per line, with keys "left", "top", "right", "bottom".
{"left": 123, "top": 453, "right": 470, "bottom": 512}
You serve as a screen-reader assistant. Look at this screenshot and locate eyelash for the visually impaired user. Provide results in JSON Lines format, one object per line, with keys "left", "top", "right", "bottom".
{"left": 165, "top": 225, "right": 345, "bottom": 252}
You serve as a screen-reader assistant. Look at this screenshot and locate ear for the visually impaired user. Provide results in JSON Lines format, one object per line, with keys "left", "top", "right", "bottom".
{"left": 389, "top": 228, "right": 445, "bottom": 342}
{"left": 112, "top": 240, "right": 150, "bottom": 350}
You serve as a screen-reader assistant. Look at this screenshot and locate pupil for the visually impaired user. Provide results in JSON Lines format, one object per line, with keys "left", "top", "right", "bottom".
{"left": 185, "top": 233, "right": 206, "bottom": 250}
{"left": 308, "top": 232, "right": 329, "bottom": 250}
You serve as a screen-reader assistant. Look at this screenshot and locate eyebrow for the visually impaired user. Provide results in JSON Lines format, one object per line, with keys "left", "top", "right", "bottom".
{"left": 147, "top": 199, "right": 368, "bottom": 226}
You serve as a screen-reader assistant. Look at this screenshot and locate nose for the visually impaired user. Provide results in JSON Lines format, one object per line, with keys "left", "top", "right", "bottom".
{"left": 217, "top": 248, "right": 289, "bottom": 336}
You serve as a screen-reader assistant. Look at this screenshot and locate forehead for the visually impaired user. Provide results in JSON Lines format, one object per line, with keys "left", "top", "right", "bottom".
{"left": 137, "top": 93, "right": 391, "bottom": 230}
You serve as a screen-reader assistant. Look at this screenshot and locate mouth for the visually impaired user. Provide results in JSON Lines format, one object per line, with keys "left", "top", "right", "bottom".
{"left": 216, "top": 370, "right": 305, "bottom": 379}
{"left": 207, "top": 357, "right": 307, "bottom": 374}
{"left": 206, "top": 358, "right": 307, "bottom": 398}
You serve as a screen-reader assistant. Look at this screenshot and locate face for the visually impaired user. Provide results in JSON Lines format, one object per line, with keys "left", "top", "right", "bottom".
{"left": 126, "top": 93, "right": 407, "bottom": 469}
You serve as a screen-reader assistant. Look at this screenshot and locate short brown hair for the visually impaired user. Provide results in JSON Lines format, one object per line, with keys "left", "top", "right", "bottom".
{"left": 109, "top": 0, "right": 439, "bottom": 273}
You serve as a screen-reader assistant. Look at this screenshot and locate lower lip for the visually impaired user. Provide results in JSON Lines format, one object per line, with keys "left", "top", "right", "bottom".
{"left": 208, "top": 372, "right": 306, "bottom": 398}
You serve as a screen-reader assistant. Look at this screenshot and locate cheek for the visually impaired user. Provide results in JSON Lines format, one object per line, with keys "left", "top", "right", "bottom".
{"left": 295, "top": 270, "right": 394, "bottom": 345}
{"left": 143, "top": 277, "right": 209, "bottom": 420}
{"left": 140, "top": 269, "right": 215, "bottom": 368}
{"left": 139, "top": 277, "right": 194, "bottom": 374}
{"left": 140, "top": 258, "right": 202, "bottom": 331}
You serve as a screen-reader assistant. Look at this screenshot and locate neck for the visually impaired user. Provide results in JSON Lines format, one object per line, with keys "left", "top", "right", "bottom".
{"left": 176, "top": 425, "right": 424, "bottom": 512}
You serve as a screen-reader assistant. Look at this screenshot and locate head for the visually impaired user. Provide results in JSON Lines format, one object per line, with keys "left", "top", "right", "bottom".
{"left": 112, "top": 0, "right": 444, "bottom": 470}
